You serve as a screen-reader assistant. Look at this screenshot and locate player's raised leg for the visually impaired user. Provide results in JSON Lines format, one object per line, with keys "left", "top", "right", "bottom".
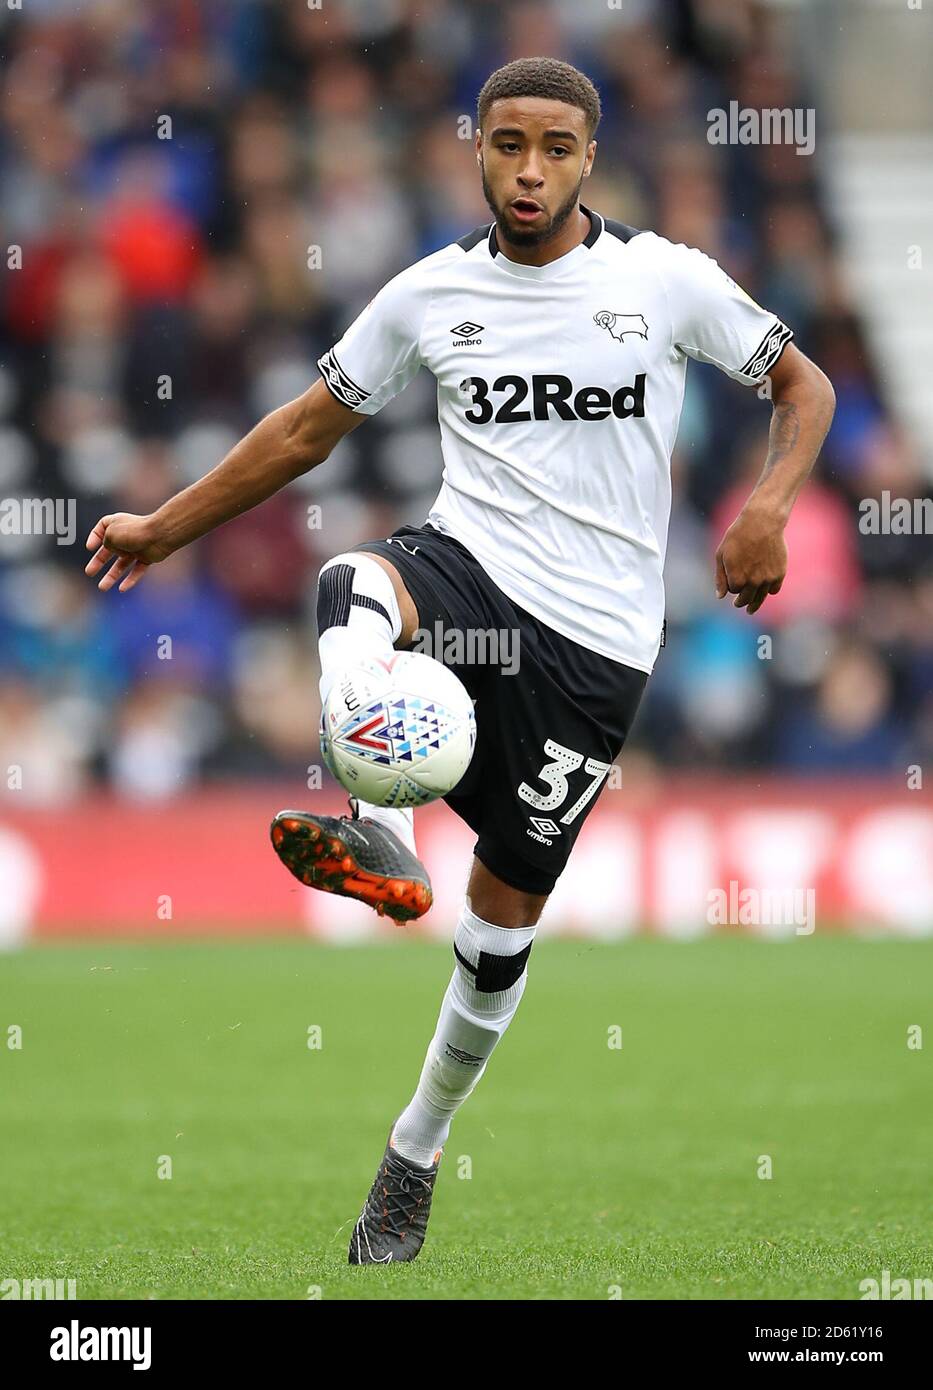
{"left": 349, "top": 858, "right": 547, "bottom": 1264}
{"left": 270, "top": 551, "right": 433, "bottom": 922}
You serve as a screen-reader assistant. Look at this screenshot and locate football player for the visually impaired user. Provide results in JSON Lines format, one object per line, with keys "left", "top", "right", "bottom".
{"left": 85, "top": 58, "right": 835, "bottom": 1265}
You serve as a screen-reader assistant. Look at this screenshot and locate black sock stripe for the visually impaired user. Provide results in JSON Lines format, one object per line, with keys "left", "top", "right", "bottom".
{"left": 317, "top": 563, "right": 354, "bottom": 633}
{"left": 317, "top": 563, "right": 391, "bottom": 633}
{"left": 454, "top": 940, "right": 533, "bottom": 993}
{"left": 351, "top": 593, "right": 391, "bottom": 623}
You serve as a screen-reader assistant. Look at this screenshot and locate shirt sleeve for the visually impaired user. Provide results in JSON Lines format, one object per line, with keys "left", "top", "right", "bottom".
{"left": 317, "top": 265, "right": 426, "bottom": 415}
{"left": 659, "top": 240, "right": 793, "bottom": 385}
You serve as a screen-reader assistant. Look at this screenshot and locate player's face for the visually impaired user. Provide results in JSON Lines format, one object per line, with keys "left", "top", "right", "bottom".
{"left": 476, "top": 97, "right": 596, "bottom": 248}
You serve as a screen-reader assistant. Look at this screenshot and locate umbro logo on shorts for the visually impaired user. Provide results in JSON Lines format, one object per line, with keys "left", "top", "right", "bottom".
{"left": 527, "top": 816, "right": 562, "bottom": 846}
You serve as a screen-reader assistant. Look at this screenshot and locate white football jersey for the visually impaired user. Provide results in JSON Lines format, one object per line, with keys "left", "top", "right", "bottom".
{"left": 317, "top": 206, "right": 792, "bottom": 673}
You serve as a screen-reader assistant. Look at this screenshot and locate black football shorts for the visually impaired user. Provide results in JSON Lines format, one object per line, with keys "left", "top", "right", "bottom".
{"left": 355, "top": 522, "right": 648, "bottom": 895}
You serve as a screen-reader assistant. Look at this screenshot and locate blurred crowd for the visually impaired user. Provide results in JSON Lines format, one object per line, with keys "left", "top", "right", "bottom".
{"left": 1, "top": 0, "right": 931, "bottom": 803}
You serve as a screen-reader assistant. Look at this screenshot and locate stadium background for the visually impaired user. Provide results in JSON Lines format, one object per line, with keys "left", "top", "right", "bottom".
{"left": 2, "top": 0, "right": 932, "bottom": 1308}
{"left": 0, "top": 0, "right": 931, "bottom": 941}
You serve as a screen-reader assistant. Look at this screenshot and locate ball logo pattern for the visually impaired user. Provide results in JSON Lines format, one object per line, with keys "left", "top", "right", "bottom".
{"left": 320, "top": 654, "right": 476, "bottom": 808}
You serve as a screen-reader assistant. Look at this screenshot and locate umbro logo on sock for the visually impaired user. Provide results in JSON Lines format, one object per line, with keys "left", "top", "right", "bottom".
{"left": 445, "top": 1042, "right": 483, "bottom": 1066}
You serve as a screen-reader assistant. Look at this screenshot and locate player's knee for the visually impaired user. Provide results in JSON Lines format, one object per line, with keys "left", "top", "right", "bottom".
{"left": 466, "top": 866, "right": 550, "bottom": 929}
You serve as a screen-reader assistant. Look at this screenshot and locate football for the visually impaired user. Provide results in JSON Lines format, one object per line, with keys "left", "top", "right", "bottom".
{"left": 320, "top": 652, "right": 477, "bottom": 808}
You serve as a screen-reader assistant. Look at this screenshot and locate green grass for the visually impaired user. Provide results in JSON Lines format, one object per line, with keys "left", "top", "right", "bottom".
{"left": 0, "top": 936, "right": 930, "bottom": 1300}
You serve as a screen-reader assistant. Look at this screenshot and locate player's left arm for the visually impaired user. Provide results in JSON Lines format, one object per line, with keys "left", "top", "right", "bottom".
{"left": 714, "top": 342, "right": 835, "bottom": 615}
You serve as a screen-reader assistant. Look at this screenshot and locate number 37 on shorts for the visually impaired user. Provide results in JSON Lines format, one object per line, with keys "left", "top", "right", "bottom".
{"left": 518, "top": 738, "right": 612, "bottom": 848}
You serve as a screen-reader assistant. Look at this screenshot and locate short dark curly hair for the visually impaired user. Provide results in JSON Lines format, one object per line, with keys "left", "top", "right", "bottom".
{"left": 477, "top": 57, "right": 602, "bottom": 139}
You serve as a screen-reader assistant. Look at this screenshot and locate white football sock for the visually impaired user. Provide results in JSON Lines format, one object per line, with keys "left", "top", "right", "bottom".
{"left": 317, "top": 552, "right": 415, "bottom": 854}
{"left": 391, "top": 900, "right": 537, "bottom": 1167}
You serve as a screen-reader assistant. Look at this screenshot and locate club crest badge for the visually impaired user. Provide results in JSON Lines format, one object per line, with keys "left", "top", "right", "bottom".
{"left": 593, "top": 311, "right": 649, "bottom": 343}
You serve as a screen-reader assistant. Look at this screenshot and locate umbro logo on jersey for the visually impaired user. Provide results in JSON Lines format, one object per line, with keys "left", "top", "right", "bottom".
{"left": 593, "top": 311, "right": 649, "bottom": 343}
{"left": 451, "top": 320, "right": 484, "bottom": 345}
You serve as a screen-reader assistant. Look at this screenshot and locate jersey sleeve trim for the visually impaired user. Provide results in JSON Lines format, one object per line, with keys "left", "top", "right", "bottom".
{"left": 316, "top": 349, "right": 371, "bottom": 410}
{"left": 738, "top": 319, "right": 794, "bottom": 382}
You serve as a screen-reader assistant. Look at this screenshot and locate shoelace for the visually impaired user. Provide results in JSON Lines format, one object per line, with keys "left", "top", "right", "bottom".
{"left": 372, "top": 1157, "right": 434, "bottom": 1239}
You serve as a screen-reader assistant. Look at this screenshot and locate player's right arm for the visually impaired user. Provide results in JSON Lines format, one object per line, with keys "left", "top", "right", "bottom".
{"left": 87, "top": 258, "right": 430, "bottom": 592}
{"left": 85, "top": 381, "right": 364, "bottom": 592}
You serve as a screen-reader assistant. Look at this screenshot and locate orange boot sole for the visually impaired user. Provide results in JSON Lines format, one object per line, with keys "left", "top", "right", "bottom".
{"left": 270, "top": 813, "right": 432, "bottom": 923}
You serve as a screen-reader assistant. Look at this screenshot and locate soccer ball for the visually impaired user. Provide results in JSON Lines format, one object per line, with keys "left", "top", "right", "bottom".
{"left": 320, "top": 652, "right": 477, "bottom": 808}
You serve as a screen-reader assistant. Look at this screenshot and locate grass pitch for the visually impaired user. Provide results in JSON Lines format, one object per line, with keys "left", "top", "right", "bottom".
{"left": 1, "top": 935, "right": 929, "bottom": 1300}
